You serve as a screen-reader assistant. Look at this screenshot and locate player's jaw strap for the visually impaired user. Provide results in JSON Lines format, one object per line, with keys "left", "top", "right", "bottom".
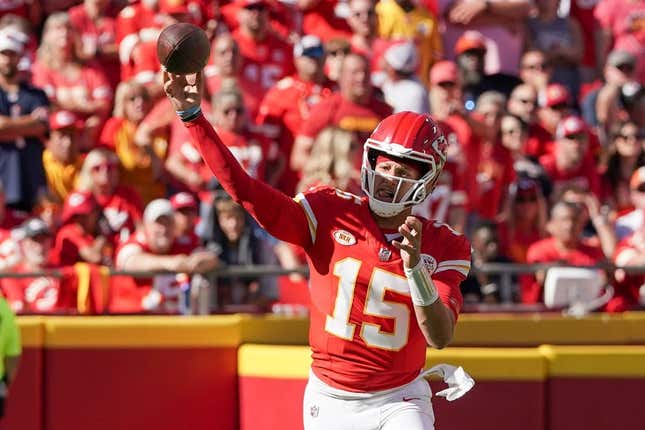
{"left": 404, "top": 259, "right": 439, "bottom": 306}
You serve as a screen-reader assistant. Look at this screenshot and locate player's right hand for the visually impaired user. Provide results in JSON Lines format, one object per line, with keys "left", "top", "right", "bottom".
{"left": 163, "top": 71, "right": 202, "bottom": 112}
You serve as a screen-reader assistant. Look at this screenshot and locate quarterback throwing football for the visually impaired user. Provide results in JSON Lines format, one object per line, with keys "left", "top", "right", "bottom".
{"left": 164, "top": 71, "right": 473, "bottom": 430}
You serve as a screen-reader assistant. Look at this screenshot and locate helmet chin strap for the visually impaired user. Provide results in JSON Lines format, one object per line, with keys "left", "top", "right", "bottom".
{"left": 367, "top": 197, "right": 408, "bottom": 218}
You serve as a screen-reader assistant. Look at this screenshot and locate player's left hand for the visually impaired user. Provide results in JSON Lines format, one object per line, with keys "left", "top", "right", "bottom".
{"left": 392, "top": 216, "right": 422, "bottom": 270}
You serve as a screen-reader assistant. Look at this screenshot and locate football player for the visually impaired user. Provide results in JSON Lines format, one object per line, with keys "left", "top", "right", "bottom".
{"left": 163, "top": 71, "right": 473, "bottom": 430}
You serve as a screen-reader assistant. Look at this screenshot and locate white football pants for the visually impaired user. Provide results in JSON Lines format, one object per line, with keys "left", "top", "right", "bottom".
{"left": 303, "top": 371, "right": 435, "bottom": 430}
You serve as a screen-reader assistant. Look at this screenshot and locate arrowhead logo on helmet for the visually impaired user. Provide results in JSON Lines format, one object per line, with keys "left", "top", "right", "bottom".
{"left": 361, "top": 112, "right": 448, "bottom": 217}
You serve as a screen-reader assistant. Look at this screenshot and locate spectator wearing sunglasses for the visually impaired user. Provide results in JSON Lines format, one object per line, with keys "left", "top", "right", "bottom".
{"left": 539, "top": 115, "right": 602, "bottom": 200}
{"left": 519, "top": 50, "right": 553, "bottom": 93}
{"left": 600, "top": 120, "right": 644, "bottom": 215}
{"left": 507, "top": 84, "right": 552, "bottom": 158}
{"left": 592, "top": 50, "right": 637, "bottom": 132}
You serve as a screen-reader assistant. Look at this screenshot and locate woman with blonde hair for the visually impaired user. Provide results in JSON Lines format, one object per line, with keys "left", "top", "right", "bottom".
{"left": 99, "top": 79, "right": 168, "bottom": 204}
{"left": 32, "top": 12, "right": 113, "bottom": 150}
{"left": 76, "top": 148, "right": 143, "bottom": 253}
{"left": 297, "top": 127, "right": 362, "bottom": 194}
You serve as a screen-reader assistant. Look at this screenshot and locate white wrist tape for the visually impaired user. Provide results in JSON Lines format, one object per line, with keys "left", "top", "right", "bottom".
{"left": 404, "top": 259, "right": 439, "bottom": 306}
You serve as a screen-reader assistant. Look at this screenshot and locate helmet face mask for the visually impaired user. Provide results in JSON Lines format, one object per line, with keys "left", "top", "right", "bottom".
{"left": 360, "top": 112, "right": 448, "bottom": 218}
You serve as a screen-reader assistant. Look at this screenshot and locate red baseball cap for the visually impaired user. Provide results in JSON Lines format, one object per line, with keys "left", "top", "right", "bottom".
{"left": 555, "top": 115, "right": 587, "bottom": 139}
{"left": 158, "top": 0, "right": 190, "bottom": 14}
{"left": 540, "top": 84, "right": 570, "bottom": 108}
{"left": 170, "top": 192, "right": 198, "bottom": 210}
{"left": 430, "top": 60, "right": 459, "bottom": 85}
{"left": 49, "top": 110, "right": 82, "bottom": 131}
{"left": 61, "top": 191, "right": 98, "bottom": 224}
{"left": 455, "top": 31, "right": 487, "bottom": 55}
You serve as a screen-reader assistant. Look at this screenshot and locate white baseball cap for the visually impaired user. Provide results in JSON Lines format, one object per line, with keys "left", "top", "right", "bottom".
{"left": 384, "top": 42, "right": 418, "bottom": 74}
{"left": 143, "top": 198, "right": 175, "bottom": 223}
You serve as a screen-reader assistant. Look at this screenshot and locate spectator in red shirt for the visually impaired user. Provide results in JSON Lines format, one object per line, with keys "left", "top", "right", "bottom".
{"left": 472, "top": 91, "right": 516, "bottom": 222}
{"left": 204, "top": 33, "right": 264, "bottom": 119}
{"left": 33, "top": 12, "right": 113, "bottom": 150}
{"left": 114, "top": 198, "right": 219, "bottom": 313}
{"left": 534, "top": 83, "right": 571, "bottom": 153}
{"left": 68, "top": 0, "right": 119, "bottom": 89}
{"left": 170, "top": 192, "right": 201, "bottom": 251}
{"left": 507, "top": 83, "right": 552, "bottom": 157}
{"left": 499, "top": 178, "right": 547, "bottom": 263}
{"left": 53, "top": 190, "right": 111, "bottom": 267}
{"left": 1, "top": 218, "right": 62, "bottom": 314}
{"left": 291, "top": 53, "right": 392, "bottom": 172}
{"left": 257, "top": 35, "right": 334, "bottom": 195}
{"left": 539, "top": 115, "right": 602, "bottom": 199}
{"left": 428, "top": 60, "right": 480, "bottom": 217}
{"left": 232, "top": 0, "right": 294, "bottom": 93}
{"left": 524, "top": 201, "right": 606, "bottom": 304}
{"left": 600, "top": 120, "right": 644, "bottom": 214}
{"left": 76, "top": 148, "right": 144, "bottom": 252}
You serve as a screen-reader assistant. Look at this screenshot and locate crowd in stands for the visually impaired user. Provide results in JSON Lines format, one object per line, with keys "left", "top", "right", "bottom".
{"left": 0, "top": 0, "right": 642, "bottom": 315}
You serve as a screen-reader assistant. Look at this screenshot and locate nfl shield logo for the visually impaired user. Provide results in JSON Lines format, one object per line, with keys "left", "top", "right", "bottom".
{"left": 310, "top": 405, "right": 319, "bottom": 418}
{"left": 379, "top": 247, "right": 392, "bottom": 262}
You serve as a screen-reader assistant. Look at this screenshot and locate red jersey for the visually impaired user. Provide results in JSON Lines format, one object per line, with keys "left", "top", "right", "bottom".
{"left": 184, "top": 114, "right": 470, "bottom": 393}
{"left": 299, "top": 92, "right": 393, "bottom": 146}
{"left": 476, "top": 142, "right": 516, "bottom": 220}
{"left": 53, "top": 223, "right": 96, "bottom": 267}
{"left": 68, "top": 4, "right": 120, "bottom": 88}
{"left": 524, "top": 122, "right": 554, "bottom": 158}
{"left": 233, "top": 28, "right": 295, "bottom": 92}
{"left": 116, "top": 2, "right": 160, "bottom": 80}
{"left": 539, "top": 153, "right": 601, "bottom": 197}
{"left": 1, "top": 264, "right": 62, "bottom": 313}
{"left": 113, "top": 230, "right": 195, "bottom": 313}
{"left": 523, "top": 237, "right": 604, "bottom": 303}
{"left": 31, "top": 60, "right": 113, "bottom": 119}
{"left": 570, "top": 0, "right": 600, "bottom": 68}
{"left": 95, "top": 186, "right": 143, "bottom": 250}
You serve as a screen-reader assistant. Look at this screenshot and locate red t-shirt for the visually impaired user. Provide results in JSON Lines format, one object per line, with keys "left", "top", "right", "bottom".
{"left": 233, "top": 28, "right": 295, "bottom": 92}
{"left": 31, "top": 60, "right": 113, "bottom": 120}
{"left": 53, "top": 223, "right": 96, "bottom": 267}
{"left": 611, "top": 234, "right": 644, "bottom": 312}
{"left": 539, "top": 152, "right": 601, "bottom": 197}
{"left": 476, "top": 142, "right": 516, "bottom": 220}
{"left": 301, "top": 0, "right": 352, "bottom": 42}
{"left": 1, "top": 264, "right": 64, "bottom": 313}
{"left": 523, "top": 237, "right": 604, "bottom": 303}
{"left": 299, "top": 92, "right": 392, "bottom": 145}
{"left": 95, "top": 186, "right": 143, "bottom": 251}
{"left": 524, "top": 122, "right": 554, "bottom": 159}
{"left": 570, "top": 0, "right": 600, "bottom": 68}
{"left": 68, "top": 4, "right": 120, "bottom": 89}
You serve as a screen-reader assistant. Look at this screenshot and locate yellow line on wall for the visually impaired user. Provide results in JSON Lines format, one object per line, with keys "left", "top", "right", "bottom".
{"left": 540, "top": 345, "right": 645, "bottom": 378}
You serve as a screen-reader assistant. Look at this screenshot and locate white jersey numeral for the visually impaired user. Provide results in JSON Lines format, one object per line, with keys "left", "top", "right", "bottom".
{"left": 325, "top": 259, "right": 411, "bottom": 350}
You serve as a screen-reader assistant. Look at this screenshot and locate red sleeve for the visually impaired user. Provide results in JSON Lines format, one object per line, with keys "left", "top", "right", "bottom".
{"left": 98, "top": 117, "right": 121, "bottom": 149}
{"left": 298, "top": 98, "right": 336, "bottom": 139}
{"left": 1, "top": 278, "right": 23, "bottom": 305}
{"left": 185, "top": 114, "right": 312, "bottom": 248}
{"left": 432, "top": 232, "right": 470, "bottom": 321}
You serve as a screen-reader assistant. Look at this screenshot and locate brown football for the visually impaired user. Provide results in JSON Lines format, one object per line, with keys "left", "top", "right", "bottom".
{"left": 156, "top": 23, "right": 210, "bottom": 75}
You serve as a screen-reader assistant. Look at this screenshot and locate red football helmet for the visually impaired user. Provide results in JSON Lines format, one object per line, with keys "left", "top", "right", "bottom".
{"left": 361, "top": 111, "right": 448, "bottom": 217}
